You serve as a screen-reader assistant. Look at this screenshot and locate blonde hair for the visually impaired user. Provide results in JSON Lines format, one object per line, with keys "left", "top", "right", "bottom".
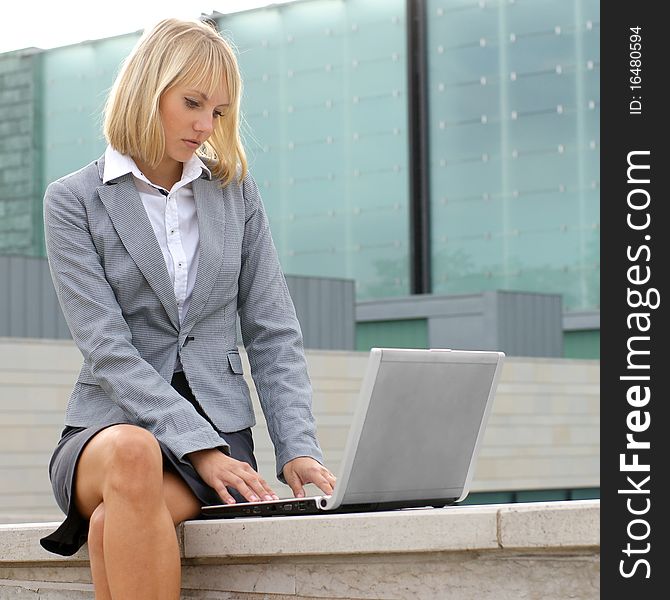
{"left": 103, "top": 17, "right": 247, "bottom": 186}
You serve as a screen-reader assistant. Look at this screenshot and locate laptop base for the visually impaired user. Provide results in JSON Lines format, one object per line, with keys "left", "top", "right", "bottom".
{"left": 200, "top": 497, "right": 458, "bottom": 519}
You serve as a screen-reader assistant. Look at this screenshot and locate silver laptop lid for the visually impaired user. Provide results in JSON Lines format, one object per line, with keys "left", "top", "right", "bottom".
{"left": 325, "top": 348, "right": 504, "bottom": 509}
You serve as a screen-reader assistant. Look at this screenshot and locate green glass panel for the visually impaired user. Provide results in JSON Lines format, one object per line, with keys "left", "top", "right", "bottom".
{"left": 428, "top": 0, "right": 600, "bottom": 311}
{"left": 222, "top": 0, "right": 409, "bottom": 299}
{"left": 564, "top": 329, "right": 600, "bottom": 359}
{"left": 41, "top": 34, "right": 139, "bottom": 185}
{"left": 355, "top": 319, "right": 428, "bottom": 352}
{"left": 460, "top": 491, "right": 514, "bottom": 505}
{"left": 31, "top": 53, "right": 45, "bottom": 256}
{"left": 570, "top": 487, "right": 600, "bottom": 500}
{"left": 516, "top": 489, "right": 569, "bottom": 503}
{"left": 462, "top": 488, "right": 600, "bottom": 505}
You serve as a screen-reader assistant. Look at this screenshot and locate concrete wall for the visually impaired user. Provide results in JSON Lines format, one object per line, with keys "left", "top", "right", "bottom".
{"left": 0, "top": 337, "right": 599, "bottom": 524}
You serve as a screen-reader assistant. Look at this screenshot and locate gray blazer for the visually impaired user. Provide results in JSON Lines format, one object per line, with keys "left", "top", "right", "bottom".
{"left": 43, "top": 155, "right": 323, "bottom": 479}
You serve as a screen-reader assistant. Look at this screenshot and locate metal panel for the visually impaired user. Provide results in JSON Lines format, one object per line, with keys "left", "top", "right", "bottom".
{"left": 429, "top": 314, "right": 493, "bottom": 352}
{"left": 0, "top": 257, "right": 9, "bottom": 334}
{"left": 357, "top": 293, "right": 485, "bottom": 320}
{"left": 8, "top": 257, "right": 24, "bottom": 337}
{"left": 496, "top": 291, "right": 563, "bottom": 358}
{"left": 39, "top": 263, "right": 58, "bottom": 339}
{"left": 24, "top": 257, "right": 42, "bottom": 338}
{"left": 0, "top": 255, "right": 68, "bottom": 340}
{"left": 286, "top": 275, "right": 355, "bottom": 350}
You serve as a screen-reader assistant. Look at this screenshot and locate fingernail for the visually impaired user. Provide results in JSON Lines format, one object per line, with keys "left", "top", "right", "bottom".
{"left": 264, "top": 495, "right": 273, "bottom": 501}
{"left": 250, "top": 495, "right": 259, "bottom": 502}
{"left": 272, "top": 494, "right": 279, "bottom": 500}
{"left": 226, "top": 498, "right": 236, "bottom": 505}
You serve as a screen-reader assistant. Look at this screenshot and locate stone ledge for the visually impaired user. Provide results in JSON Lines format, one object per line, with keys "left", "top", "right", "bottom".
{"left": 0, "top": 501, "right": 600, "bottom": 600}
{"left": 1, "top": 500, "right": 599, "bottom": 564}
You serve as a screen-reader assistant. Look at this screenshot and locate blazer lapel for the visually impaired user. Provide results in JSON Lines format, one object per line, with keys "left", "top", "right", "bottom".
{"left": 96, "top": 173, "right": 181, "bottom": 330}
{"left": 181, "top": 175, "right": 226, "bottom": 332}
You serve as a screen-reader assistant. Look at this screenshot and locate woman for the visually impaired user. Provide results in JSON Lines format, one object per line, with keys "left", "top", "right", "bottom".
{"left": 39, "top": 17, "right": 336, "bottom": 599}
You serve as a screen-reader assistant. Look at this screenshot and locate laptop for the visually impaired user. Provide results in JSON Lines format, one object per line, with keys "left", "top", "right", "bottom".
{"left": 200, "top": 347, "right": 504, "bottom": 519}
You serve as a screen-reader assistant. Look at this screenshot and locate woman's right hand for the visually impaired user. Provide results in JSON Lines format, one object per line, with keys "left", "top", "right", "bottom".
{"left": 187, "top": 448, "right": 279, "bottom": 504}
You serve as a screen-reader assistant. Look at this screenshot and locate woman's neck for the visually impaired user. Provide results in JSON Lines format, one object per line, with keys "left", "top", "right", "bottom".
{"left": 133, "top": 156, "right": 182, "bottom": 191}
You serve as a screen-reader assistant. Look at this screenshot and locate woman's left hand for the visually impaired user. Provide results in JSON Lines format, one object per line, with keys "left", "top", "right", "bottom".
{"left": 283, "top": 457, "right": 337, "bottom": 498}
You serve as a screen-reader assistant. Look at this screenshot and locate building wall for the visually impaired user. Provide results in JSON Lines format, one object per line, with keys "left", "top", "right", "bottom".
{"left": 0, "top": 337, "right": 599, "bottom": 523}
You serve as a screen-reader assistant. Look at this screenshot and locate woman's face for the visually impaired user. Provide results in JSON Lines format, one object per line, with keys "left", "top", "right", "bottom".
{"left": 158, "top": 82, "right": 230, "bottom": 164}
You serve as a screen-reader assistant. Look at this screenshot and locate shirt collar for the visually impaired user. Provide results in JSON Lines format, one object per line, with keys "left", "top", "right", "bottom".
{"left": 102, "top": 145, "right": 212, "bottom": 188}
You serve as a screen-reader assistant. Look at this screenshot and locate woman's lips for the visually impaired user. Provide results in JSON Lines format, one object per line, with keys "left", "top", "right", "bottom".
{"left": 183, "top": 139, "right": 200, "bottom": 149}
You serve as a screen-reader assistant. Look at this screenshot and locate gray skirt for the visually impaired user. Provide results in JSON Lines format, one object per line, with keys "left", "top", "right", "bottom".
{"left": 39, "top": 372, "right": 257, "bottom": 556}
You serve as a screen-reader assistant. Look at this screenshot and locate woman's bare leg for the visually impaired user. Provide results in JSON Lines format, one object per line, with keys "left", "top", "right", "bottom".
{"left": 87, "top": 502, "right": 112, "bottom": 600}
{"left": 86, "top": 470, "right": 200, "bottom": 599}
{"left": 74, "top": 424, "right": 200, "bottom": 599}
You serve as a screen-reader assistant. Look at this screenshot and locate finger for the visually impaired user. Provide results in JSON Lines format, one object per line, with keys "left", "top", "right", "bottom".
{"left": 284, "top": 470, "right": 305, "bottom": 498}
{"left": 214, "top": 484, "right": 237, "bottom": 505}
{"left": 247, "top": 473, "right": 278, "bottom": 501}
{"left": 227, "top": 475, "right": 262, "bottom": 503}
{"left": 221, "top": 460, "right": 277, "bottom": 501}
{"left": 315, "top": 475, "right": 334, "bottom": 495}
{"left": 251, "top": 470, "right": 278, "bottom": 499}
{"left": 233, "top": 463, "right": 278, "bottom": 501}
{"left": 230, "top": 466, "right": 279, "bottom": 502}
{"left": 326, "top": 472, "right": 337, "bottom": 487}
{"left": 308, "top": 468, "right": 336, "bottom": 495}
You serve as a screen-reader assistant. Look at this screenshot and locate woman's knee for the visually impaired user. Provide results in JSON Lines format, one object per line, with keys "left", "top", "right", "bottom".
{"left": 74, "top": 425, "right": 165, "bottom": 518}
{"left": 103, "top": 425, "right": 163, "bottom": 498}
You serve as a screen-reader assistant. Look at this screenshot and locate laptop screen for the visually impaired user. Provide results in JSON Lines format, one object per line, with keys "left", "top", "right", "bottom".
{"left": 337, "top": 349, "right": 502, "bottom": 505}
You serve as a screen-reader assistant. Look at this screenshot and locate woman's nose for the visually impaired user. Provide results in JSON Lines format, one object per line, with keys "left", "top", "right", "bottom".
{"left": 194, "top": 115, "right": 214, "bottom": 135}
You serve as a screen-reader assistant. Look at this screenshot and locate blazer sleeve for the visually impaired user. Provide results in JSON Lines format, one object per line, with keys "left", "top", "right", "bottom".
{"left": 236, "top": 173, "right": 324, "bottom": 481}
{"left": 44, "top": 178, "right": 227, "bottom": 462}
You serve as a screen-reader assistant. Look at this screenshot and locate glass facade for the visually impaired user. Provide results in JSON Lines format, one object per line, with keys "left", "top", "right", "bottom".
{"left": 428, "top": 0, "right": 600, "bottom": 312}
{"left": 223, "top": 0, "right": 409, "bottom": 299}
{"left": 41, "top": 35, "right": 137, "bottom": 186}
{"left": 2, "top": 0, "right": 600, "bottom": 313}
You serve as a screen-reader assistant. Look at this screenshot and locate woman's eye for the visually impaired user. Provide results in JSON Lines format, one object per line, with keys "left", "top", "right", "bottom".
{"left": 214, "top": 111, "right": 224, "bottom": 119}
{"left": 185, "top": 98, "right": 199, "bottom": 108}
